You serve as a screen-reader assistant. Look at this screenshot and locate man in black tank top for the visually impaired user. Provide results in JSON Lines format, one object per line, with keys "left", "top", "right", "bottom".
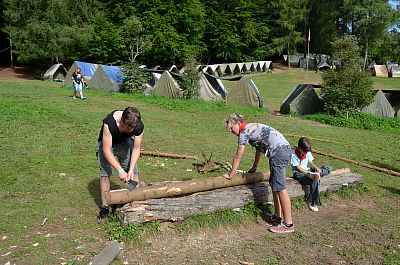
{"left": 96, "top": 107, "right": 144, "bottom": 221}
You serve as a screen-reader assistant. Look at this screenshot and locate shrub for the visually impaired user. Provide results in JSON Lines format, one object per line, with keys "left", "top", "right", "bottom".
{"left": 321, "top": 35, "right": 373, "bottom": 115}
{"left": 120, "top": 61, "right": 150, "bottom": 93}
{"left": 304, "top": 112, "right": 400, "bottom": 133}
{"left": 179, "top": 56, "right": 200, "bottom": 99}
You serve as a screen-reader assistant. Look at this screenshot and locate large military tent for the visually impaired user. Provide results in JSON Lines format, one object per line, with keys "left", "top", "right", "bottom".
{"left": 382, "top": 89, "right": 400, "bottom": 117}
{"left": 42, "top": 63, "right": 67, "bottom": 81}
{"left": 316, "top": 61, "right": 331, "bottom": 71}
{"left": 390, "top": 66, "right": 400, "bottom": 78}
{"left": 198, "top": 72, "right": 224, "bottom": 101}
{"left": 203, "top": 73, "right": 227, "bottom": 99}
{"left": 258, "top": 61, "right": 273, "bottom": 72}
{"left": 300, "top": 56, "right": 317, "bottom": 69}
{"left": 361, "top": 90, "right": 395, "bottom": 117}
{"left": 146, "top": 72, "right": 162, "bottom": 88}
{"left": 373, "top": 65, "right": 388, "bottom": 77}
{"left": 218, "top": 64, "right": 229, "bottom": 76}
{"left": 88, "top": 65, "right": 123, "bottom": 92}
{"left": 64, "top": 61, "right": 98, "bottom": 87}
{"left": 226, "top": 77, "right": 263, "bottom": 107}
{"left": 151, "top": 71, "right": 181, "bottom": 98}
{"left": 280, "top": 84, "right": 323, "bottom": 115}
{"left": 284, "top": 54, "right": 301, "bottom": 67}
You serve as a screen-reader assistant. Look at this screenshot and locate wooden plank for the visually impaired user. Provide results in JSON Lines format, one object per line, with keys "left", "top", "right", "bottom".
{"left": 89, "top": 241, "right": 123, "bottom": 265}
{"left": 117, "top": 169, "right": 363, "bottom": 225}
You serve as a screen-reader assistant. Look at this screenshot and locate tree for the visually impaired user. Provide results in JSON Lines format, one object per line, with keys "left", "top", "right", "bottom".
{"left": 120, "top": 61, "right": 150, "bottom": 93}
{"left": 268, "top": 0, "right": 309, "bottom": 61}
{"left": 179, "top": 56, "right": 200, "bottom": 99}
{"left": 133, "top": 0, "right": 205, "bottom": 66}
{"left": 3, "top": 0, "right": 95, "bottom": 65}
{"left": 121, "top": 15, "right": 150, "bottom": 62}
{"left": 85, "top": 11, "right": 126, "bottom": 65}
{"left": 321, "top": 35, "right": 373, "bottom": 116}
{"left": 347, "top": 0, "right": 395, "bottom": 68}
{"left": 203, "top": 0, "right": 270, "bottom": 62}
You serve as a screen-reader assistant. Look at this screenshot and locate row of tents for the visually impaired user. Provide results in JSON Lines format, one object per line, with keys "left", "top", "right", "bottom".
{"left": 43, "top": 61, "right": 400, "bottom": 116}
{"left": 283, "top": 53, "right": 334, "bottom": 71}
{"left": 200, "top": 61, "right": 273, "bottom": 77}
{"left": 279, "top": 84, "right": 400, "bottom": 118}
{"left": 144, "top": 70, "right": 264, "bottom": 107}
{"left": 42, "top": 61, "right": 265, "bottom": 107}
{"left": 368, "top": 62, "right": 400, "bottom": 78}
{"left": 42, "top": 61, "right": 123, "bottom": 92}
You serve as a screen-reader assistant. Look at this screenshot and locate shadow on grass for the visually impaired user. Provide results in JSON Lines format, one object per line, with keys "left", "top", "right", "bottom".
{"left": 380, "top": 185, "right": 400, "bottom": 195}
{"left": 87, "top": 177, "right": 124, "bottom": 208}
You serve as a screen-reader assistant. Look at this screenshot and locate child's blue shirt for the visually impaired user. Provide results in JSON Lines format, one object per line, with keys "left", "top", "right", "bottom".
{"left": 290, "top": 151, "right": 314, "bottom": 173}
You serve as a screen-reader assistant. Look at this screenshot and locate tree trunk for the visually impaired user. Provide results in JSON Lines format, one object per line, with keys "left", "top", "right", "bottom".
{"left": 105, "top": 172, "right": 267, "bottom": 205}
{"left": 140, "top": 151, "right": 196, "bottom": 159}
{"left": 364, "top": 33, "right": 369, "bottom": 69}
{"left": 116, "top": 169, "right": 363, "bottom": 225}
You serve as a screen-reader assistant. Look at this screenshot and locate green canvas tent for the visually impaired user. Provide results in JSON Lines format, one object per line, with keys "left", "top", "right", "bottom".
{"left": 42, "top": 63, "right": 67, "bottom": 81}
{"left": 361, "top": 90, "right": 395, "bottom": 117}
{"left": 88, "top": 65, "right": 123, "bottom": 92}
{"left": 226, "top": 77, "right": 263, "bottom": 108}
{"left": 280, "top": 84, "right": 323, "bottom": 115}
{"left": 198, "top": 72, "right": 224, "bottom": 101}
{"left": 151, "top": 71, "right": 181, "bottom": 98}
{"left": 382, "top": 89, "right": 400, "bottom": 117}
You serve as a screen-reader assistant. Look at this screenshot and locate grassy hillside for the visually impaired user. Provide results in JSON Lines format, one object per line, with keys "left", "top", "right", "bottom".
{"left": 0, "top": 70, "right": 399, "bottom": 264}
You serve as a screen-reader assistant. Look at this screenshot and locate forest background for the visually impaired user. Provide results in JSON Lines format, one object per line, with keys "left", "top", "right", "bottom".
{"left": 0, "top": 0, "right": 399, "bottom": 69}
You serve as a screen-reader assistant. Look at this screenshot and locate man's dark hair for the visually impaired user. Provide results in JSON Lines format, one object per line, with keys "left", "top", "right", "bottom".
{"left": 122, "top": 107, "right": 141, "bottom": 128}
{"left": 298, "top": 137, "right": 311, "bottom": 152}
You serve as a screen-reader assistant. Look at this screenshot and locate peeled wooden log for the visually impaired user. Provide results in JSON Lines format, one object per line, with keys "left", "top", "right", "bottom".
{"left": 105, "top": 172, "right": 267, "bottom": 205}
{"left": 117, "top": 169, "right": 363, "bottom": 225}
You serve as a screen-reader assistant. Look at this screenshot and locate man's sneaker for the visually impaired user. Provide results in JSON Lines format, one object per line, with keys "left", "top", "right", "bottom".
{"left": 81, "top": 97, "right": 86, "bottom": 100}
{"left": 307, "top": 172, "right": 320, "bottom": 181}
{"left": 308, "top": 204, "right": 319, "bottom": 212}
{"left": 264, "top": 214, "right": 282, "bottom": 226}
{"left": 269, "top": 223, "right": 295, "bottom": 233}
{"left": 72, "top": 96, "right": 76, "bottom": 100}
{"left": 97, "top": 206, "right": 109, "bottom": 221}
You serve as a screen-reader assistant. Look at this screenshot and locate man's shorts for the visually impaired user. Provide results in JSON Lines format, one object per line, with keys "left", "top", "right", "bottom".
{"left": 74, "top": 82, "right": 83, "bottom": 92}
{"left": 96, "top": 139, "right": 138, "bottom": 177}
{"left": 269, "top": 145, "right": 292, "bottom": 192}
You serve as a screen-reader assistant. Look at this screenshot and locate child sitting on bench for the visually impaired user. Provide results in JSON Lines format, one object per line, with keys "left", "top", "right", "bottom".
{"left": 291, "top": 137, "right": 332, "bottom": 212}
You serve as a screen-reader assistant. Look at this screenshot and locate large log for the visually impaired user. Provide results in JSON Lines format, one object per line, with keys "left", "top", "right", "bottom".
{"left": 117, "top": 169, "right": 363, "bottom": 225}
{"left": 140, "top": 150, "right": 196, "bottom": 160}
{"left": 105, "top": 172, "right": 268, "bottom": 205}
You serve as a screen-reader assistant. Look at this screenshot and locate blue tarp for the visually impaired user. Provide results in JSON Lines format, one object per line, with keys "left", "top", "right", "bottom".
{"left": 102, "top": 65, "right": 123, "bottom": 83}
{"left": 75, "top": 61, "right": 97, "bottom": 77}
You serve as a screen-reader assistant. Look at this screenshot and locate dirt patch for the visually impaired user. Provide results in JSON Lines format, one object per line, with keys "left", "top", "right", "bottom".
{"left": 0, "top": 66, "right": 37, "bottom": 80}
{"left": 115, "top": 193, "right": 399, "bottom": 265}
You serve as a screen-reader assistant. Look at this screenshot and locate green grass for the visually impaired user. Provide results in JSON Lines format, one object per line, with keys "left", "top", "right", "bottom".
{"left": 0, "top": 69, "right": 399, "bottom": 264}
